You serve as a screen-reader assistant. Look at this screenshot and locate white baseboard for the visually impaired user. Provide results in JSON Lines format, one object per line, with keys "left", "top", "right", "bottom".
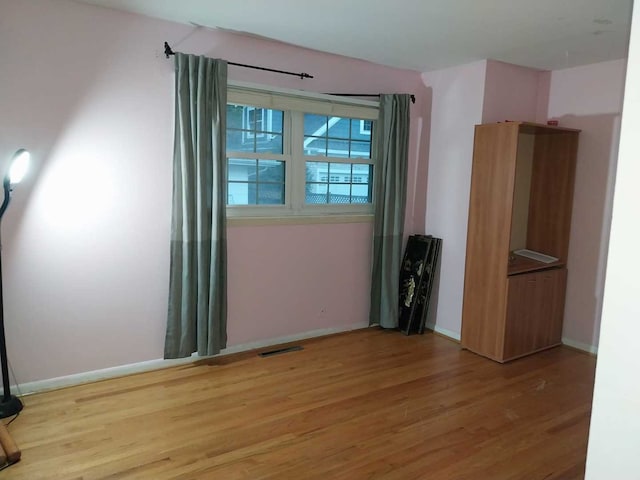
{"left": 14, "top": 322, "right": 369, "bottom": 396}
{"left": 425, "top": 323, "right": 461, "bottom": 342}
{"left": 562, "top": 337, "right": 598, "bottom": 355}
{"left": 219, "top": 322, "right": 368, "bottom": 355}
{"left": 422, "top": 326, "right": 597, "bottom": 354}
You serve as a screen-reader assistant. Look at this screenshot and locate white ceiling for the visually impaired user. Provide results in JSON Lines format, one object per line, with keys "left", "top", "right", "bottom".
{"left": 77, "top": 0, "right": 633, "bottom": 72}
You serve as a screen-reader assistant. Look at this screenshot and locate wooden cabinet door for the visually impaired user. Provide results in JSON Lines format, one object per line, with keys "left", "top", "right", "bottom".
{"left": 503, "top": 268, "right": 567, "bottom": 361}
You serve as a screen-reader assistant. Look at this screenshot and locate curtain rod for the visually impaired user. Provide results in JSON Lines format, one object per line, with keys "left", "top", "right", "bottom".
{"left": 324, "top": 93, "right": 416, "bottom": 104}
{"left": 164, "top": 42, "right": 313, "bottom": 80}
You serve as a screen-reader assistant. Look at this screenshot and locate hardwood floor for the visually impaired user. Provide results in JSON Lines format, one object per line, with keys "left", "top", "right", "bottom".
{"left": 5, "top": 329, "right": 596, "bottom": 479}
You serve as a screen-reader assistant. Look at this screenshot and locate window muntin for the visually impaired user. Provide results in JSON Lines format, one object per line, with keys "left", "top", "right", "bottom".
{"left": 305, "top": 162, "right": 373, "bottom": 205}
{"left": 303, "top": 115, "right": 373, "bottom": 159}
{"left": 227, "top": 159, "right": 285, "bottom": 205}
{"left": 227, "top": 105, "right": 284, "bottom": 154}
{"left": 302, "top": 115, "right": 373, "bottom": 205}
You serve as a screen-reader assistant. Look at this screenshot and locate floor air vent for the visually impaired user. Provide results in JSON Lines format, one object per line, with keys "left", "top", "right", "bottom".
{"left": 259, "top": 345, "right": 303, "bottom": 357}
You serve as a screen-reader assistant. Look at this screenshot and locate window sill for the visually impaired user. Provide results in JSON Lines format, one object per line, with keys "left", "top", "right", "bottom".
{"left": 227, "top": 214, "right": 374, "bottom": 227}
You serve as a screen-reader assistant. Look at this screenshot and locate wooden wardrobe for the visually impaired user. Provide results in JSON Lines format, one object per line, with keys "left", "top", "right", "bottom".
{"left": 461, "top": 121, "right": 579, "bottom": 363}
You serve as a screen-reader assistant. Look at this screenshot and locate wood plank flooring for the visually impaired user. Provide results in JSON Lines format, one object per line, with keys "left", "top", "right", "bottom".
{"left": 5, "top": 328, "right": 596, "bottom": 479}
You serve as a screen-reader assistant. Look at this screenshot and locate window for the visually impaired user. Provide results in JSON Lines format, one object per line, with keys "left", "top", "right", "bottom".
{"left": 227, "top": 103, "right": 285, "bottom": 206}
{"left": 226, "top": 87, "right": 377, "bottom": 217}
{"left": 228, "top": 159, "right": 285, "bottom": 205}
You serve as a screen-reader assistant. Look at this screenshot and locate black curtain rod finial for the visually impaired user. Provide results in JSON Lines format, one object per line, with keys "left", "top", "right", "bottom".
{"left": 164, "top": 41, "right": 175, "bottom": 58}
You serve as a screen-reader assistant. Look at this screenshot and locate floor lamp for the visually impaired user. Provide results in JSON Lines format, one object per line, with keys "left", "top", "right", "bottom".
{"left": 0, "top": 149, "right": 29, "bottom": 418}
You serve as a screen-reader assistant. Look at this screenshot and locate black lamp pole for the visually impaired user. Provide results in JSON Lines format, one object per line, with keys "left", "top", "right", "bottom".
{"left": 0, "top": 150, "right": 27, "bottom": 418}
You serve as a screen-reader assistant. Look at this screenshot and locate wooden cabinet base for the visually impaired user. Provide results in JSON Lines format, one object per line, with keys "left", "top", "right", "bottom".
{"left": 462, "top": 268, "right": 567, "bottom": 363}
{"left": 503, "top": 268, "right": 567, "bottom": 360}
{"left": 464, "top": 342, "right": 563, "bottom": 364}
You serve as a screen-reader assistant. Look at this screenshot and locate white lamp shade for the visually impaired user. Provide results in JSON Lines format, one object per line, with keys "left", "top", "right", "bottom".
{"left": 9, "top": 149, "right": 30, "bottom": 185}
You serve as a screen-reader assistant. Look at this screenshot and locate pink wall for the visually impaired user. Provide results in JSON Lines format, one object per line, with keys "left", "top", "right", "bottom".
{"left": 547, "top": 59, "right": 627, "bottom": 351}
{"left": 0, "top": 0, "right": 429, "bottom": 384}
{"left": 227, "top": 223, "right": 373, "bottom": 344}
{"left": 482, "top": 60, "right": 548, "bottom": 123}
{"left": 420, "top": 61, "right": 487, "bottom": 338}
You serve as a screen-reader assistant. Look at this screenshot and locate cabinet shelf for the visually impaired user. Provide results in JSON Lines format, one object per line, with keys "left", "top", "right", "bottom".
{"left": 507, "top": 254, "right": 564, "bottom": 276}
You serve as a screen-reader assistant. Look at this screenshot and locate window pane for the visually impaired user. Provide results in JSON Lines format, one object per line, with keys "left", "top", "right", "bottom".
{"left": 304, "top": 137, "right": 327, "bottom": 156}
{"left": 305, "top": 162, "right": 372, "bottom": 205}
{"left": 306, "top": 182, "right": 328, "bottom": 204}
{"left": 305, "top": 115, "right": 374, "bottom": 159}
{"left": 256, "top": 133, "right": 283, "bottom": 154}
{"left": 257, "top": 183, "right": 284, "bottom": 205}
{"left": 329, "top": 163, "right": 350, "bottom": 183}
{"left": 228, "top": 158, "right": 257, "bottom": 180}
{"left": 227, "top": 105, "right": 284, "bottom": 154}
{"left": 329, "top": 117, "right": 351, "bottom": 140}
{"left": 352, "top": 118, "right": 373, "bottom": 137}
{"left": 328, "top": 183, "right": 351, "bottom": 204}
{"left": 227, "top": 104, "right": 244, "bottom": 129}
{"left": 258, "top": 160, "right": 284, "bottom": 182}
{"left": 350, "top": 140, "right": 371, "bottom": 159}
{"left": 268, "top": 110, "right": 284, "bottom": 134}
{"left": 352, "top": 164, "right": 372, "bottom": 182}
{"left": 228, "top": 182, "right": 250, "bottom": 205}
{"left": 304, "top": 114, "right": 327, "bottom": 136}
{"left": 351, "top": 184, "right": 372, "bottom": 203}
{"left": 306, "top": 162, "right": 328, "bottom": 183}
{"left": 227, "top": 158, "right": 285, "bottom": 205}
{"left": 227, "top": 129, "right": 252, "bottom": 152}
{"left": 327, "top": 138, "right": 350, "bottom": 158}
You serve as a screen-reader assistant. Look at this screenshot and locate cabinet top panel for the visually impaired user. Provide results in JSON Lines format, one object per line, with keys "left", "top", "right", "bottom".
{"left": 476, "top": 121, "right": 581, "bottom": 135}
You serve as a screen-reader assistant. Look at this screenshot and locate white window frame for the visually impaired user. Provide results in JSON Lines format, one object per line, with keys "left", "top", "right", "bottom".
{"left": 226, "top": 82, "right": 378, "bottom": 219}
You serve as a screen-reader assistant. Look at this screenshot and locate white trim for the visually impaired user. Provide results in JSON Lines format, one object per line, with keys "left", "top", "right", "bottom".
{"left": 424, "top": 323, "right": 462, "bottom": 342}
{"left": 228, "top": 213, "right": 373, "bottom": 226}
{"left": 228, "top": 84, "right": 378, "bottom": 120}
{"left": 421, "top": 328, "right": 597, "bottom": 354}
{"left": 12, "top": 356, "right": 197, "bottom": 397}
{"left": 228, "top": 80, "right": 379, "bottom": 108}
{"left": 562, "top": 337, "right": 598, "bottom": 355}
{"left": 221, "top": 322, "right": 368, "bottom": 354}
{"left": 14, "top": 323, "right": 370, "bottom": 396}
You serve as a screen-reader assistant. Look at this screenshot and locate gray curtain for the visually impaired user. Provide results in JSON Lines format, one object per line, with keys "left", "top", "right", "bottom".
{"left": 369, "top": 94, "right": 411, "bottom": 328}
{"left": 165, "top": 53, "right": 228, "bottom": 359}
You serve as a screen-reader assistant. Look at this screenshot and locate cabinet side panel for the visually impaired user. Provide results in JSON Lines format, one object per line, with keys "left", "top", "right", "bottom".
{"left": 510, "top": 134, "right": 535, "bottom": 251}
{"left": 462, "top": 124, "right": 518, "bottom": 360}
{"left": 527, "top": 133, "right": 579, "bottom": 261}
